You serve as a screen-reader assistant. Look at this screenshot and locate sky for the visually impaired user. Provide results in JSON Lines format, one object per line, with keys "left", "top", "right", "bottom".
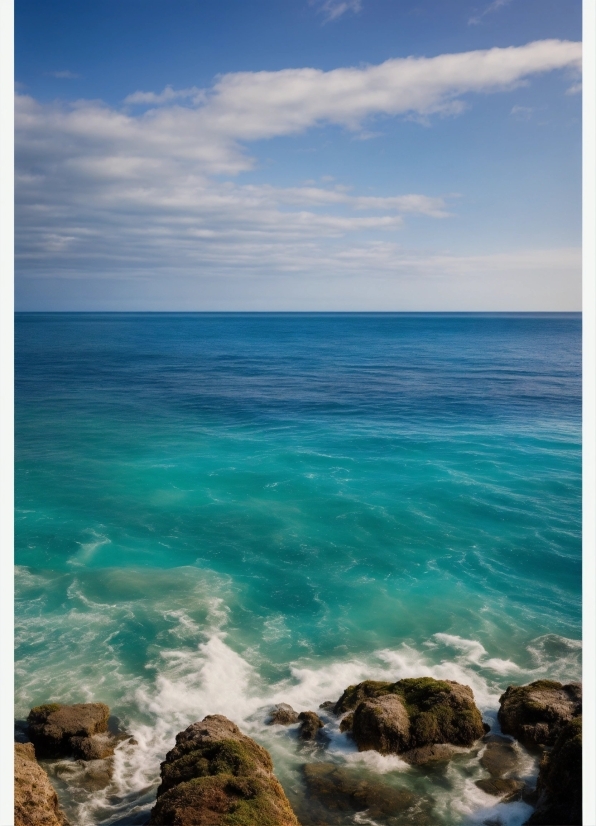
{"left": 14, "top": 0, "right": 582, "bottom": 311}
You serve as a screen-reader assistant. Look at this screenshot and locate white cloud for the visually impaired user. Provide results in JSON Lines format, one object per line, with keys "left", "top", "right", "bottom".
{"left": 14, "top": 40, "right": 581, "bottom": 308}
{"left": 124, "top": 85, "right": 204, "bottom": 105}
{"left": 469, "top": 0, "right": 513, "bottom": 26}
{"left": 312, "top": 0, "right": 362, "bottom": 23}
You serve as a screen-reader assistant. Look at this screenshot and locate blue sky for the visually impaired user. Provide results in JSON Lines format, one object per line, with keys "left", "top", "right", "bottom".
{"left": 15, "top": 0, "right": 582, "bottom": 310}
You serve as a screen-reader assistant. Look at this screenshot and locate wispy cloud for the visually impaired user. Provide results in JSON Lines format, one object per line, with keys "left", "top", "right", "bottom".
{"left": 312, "top": 0, "right": 362, "bottom": 23}
{"left": 47, "top": 70, "right": 80, "bottom": 79}
{"left": 15, "top": 40, "right": 581, "bottom": 298}
{"left": 124, "top": 85, "right": 204, "bottom": 105}
{"left": 469, "top": 0, "right": 513, "bottom": 26}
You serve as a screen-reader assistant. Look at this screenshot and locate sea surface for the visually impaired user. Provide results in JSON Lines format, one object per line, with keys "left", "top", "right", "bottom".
{"left": 14, "top": 313, "right": 582, "bottom": 826}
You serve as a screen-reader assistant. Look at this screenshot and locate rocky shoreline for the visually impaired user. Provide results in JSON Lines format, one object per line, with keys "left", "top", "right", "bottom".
{"left": 14, "top": 678, "right": 582, "bottom": 826}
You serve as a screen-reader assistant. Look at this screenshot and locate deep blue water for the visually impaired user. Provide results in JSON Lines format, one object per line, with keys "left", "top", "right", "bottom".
{"left": 14, "top": 313, "right": 581, "bottom": 826}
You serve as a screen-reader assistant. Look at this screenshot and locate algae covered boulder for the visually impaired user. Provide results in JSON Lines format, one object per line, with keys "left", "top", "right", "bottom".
{"left": 149, "top": 714, "right": 299, "bottom": 825}
{"left": 498, "top": 680, "right": 581, "bottom": 749}
{"left": 337, "top": 677, "right": 485, "bottom": 755}
{"left": 525, "top": 716, "right": 582, "bottom": 825}
{"left": 298, "top": 711, "right": 324, "bottom": 741}
{"left": 27, "top": 702, "right": 111, "bottom": 758}
{"left": 14, "top": 742, "right": 69, "bottom": 826}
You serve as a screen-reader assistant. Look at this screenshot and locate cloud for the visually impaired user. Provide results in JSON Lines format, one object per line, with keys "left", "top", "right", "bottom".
{"left": 124, "top": 85, "right": 204, "bottom": 105}
{"left": 469, "top": 0, "right": 513, "bottom": 26}
{"left": 510, "top": 104, "right": 534, "bottom": 120}
{"left": 47, "top": 70, "right": 80, "bottom": 79}
{"left": 312, "top": 0, "right": 362, "bottom": 23}
{"left": 14, "top": 40, "right": 581, "bottom": 305}
{"left": 566, "top": 82, "right": 582, "bottom": 95}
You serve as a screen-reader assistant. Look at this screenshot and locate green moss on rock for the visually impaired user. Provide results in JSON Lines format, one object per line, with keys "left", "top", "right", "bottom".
{"left": 340, "top": 677, "right": 485, "bottom": 756}
{"left": 149, "top": 715, "right": 299, "bottom": 826}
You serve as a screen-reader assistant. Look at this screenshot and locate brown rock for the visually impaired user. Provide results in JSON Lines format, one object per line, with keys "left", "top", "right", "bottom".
{"left": 14, "top": 743, "right": 69, "bottom": 826}
{"left": 343, "top": 677, "right": 484, "bottom": 756}
{"left": 475, "top": 777, "right": 524, "bottom": 799}
{"left": 149, "top": 714, "right": 299, "bottom": 825}
{"left": 498, "top": 681, "right": 581, "bottom": 748}
{"left": 267, "top": 704, "right": 299, "bottom": 726}
{"left": 302, "top": 762, "right": 416, "bottom": 820}
{"left": 339, "top": 712, "right": 353, "bottom": 733}
{"left": 27, "top": 703, "right": 110, "bottom": 758}
{"left": 480, "top": 738, "right": 520, "bottom": 778}
{"left": 400, "top": 744, "right": 461, "bottom": 765}
{"left": 298, "top": 712, "right": 324, "bottom": 741}
{"left": 525, "top": 716, "right": 582, "bottom": 826}
{"left": 352, "top": 694, "right": 410, "bottom": 754}
{"left": 70, "top": 733, "right": 117, "bottom": 760}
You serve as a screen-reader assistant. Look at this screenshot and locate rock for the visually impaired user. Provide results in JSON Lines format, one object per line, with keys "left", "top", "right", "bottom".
{"left": 400, "top": 744, "right": 461, "bottom": 765}
{"left": 475, "top": 777, "right": 524, "bottom": 800}
{"left": 70, "top": 733, "right": 117, "bottom": 761}
{"left": 318, "top": 701, "right": 336, "bottom": 712}
{"left": 27, "top": 703, "right": 111, "bottom": 758}
{"left": 298, "top": 712, "right": 324, "bottom": 741}
{"left": 340, "top": 677, "right": 484, "bottom": 756}
{"left": 302, "top": 762, "right": 417, "bottom": 821}
{"left": 525, "top": 717, "right": 582, "bottom": 825}
{"left": 268, "top": 704, "right": 299, "bottom": 726}
{"left": 339, "top": 712, "right": 353, "bottom": 733}
{"left": 498, "top": 681, "right": 582, "bottom": 749}
{"left": 149, "top": 714, "right": 299, "bottom": 826}
{"left": 352, "top": 694, "right": 410, "bottom": 754}
{"left": 14, "top": 742, "right": 69, "bottom": 826}
{"left": 480, "top": 737, "right": 520, "bottom": 778}
{"left": 334, "top": 680, "right": 394, "bottom": 715}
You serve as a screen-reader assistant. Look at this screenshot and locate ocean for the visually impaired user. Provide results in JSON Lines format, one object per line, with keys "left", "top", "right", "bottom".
{"left": 14, "top": 312, "right": 582, "bottom": 826}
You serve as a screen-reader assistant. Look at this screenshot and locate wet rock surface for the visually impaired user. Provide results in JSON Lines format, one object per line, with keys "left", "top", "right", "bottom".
{"left": 400, "top": 744, "right": 461, "bottom": 765}
{"left": 498, "top": 681, "right": 582, "bottom": 749}
{"left": 338, "top": 677, "right": 485, "bottom": 756}
{"left": 525, "top": 717, "right": 582, "bottom": 826}
{"left": 14, "top": 742, "right": 69, "bottom": 826}
{"left": 474, "top": 734, "right": 526, "bottom": 800}
{"left": 300, "top": 762, "right": 423, "bottom": 825}
{"left": 27, "top": 703, "right": 112, "bottom": 759}
{"left": 149, "top": 714, "right": 299, "bottom": 825}
{"left": 267, "top": 704, "right": 299, "bottom": 726}
{"left": 298, "top": 711, "right": 324, "bottom": 741}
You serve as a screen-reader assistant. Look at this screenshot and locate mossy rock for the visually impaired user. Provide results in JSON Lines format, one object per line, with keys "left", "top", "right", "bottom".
{"left": 149, "top": 715, "right": 299, "bottom": 826}
{"left": 498, "top": 681, "right": 581, "bottom": 748}
{"left": 339, "top": 677, "right": 484, "bottom": 755}
{"left": 526, "top": 716, "right": 582, "bottom": 825}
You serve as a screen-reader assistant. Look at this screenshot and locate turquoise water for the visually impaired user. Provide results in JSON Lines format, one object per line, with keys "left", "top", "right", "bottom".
{"left": 15, "top": 313, "right": 581, "bottom": 826}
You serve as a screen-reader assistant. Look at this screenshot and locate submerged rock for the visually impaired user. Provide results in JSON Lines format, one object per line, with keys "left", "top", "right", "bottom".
{"left": 475, "top": 777, "right": 524, "bottom": 800}
{"left": 149, "top": 714, "right": 299, "bottom": 825}
{"left": 337, "top": 677, "right": 485, "bottom": 756}
{"left": 480, "top": 736, "right": 520, "bottom": 778}
{"left": 298, "top": 712, "right": 324, "bottom": 741}
{"left": 301, "top": 762, "right": 417, "bottom": 823}
{"left": 27, "top": 703, "right": 111, "bottom": 758}
{"left": 267, "top": 704, "right": 299, "bottom": 726}
{"left": 498, "top": 681, "right": 581, "bottom": 749}
{"left": 14, "top": 742, "right": 69, "bottom": 826}
{"left": 400, "top": 744, "right": 461, "bottom": 765}
{"left": 525, "top": 716, "right": 582, "bottom": 825}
